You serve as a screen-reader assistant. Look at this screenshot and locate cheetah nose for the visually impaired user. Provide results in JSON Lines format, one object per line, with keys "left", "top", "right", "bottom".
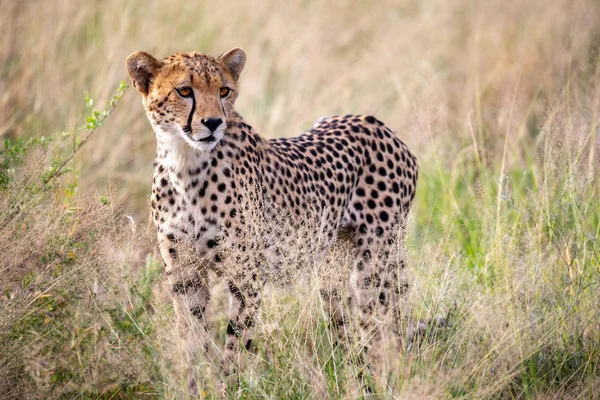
{"left": 201, "top": 118, "right": 223, "bottom": 132}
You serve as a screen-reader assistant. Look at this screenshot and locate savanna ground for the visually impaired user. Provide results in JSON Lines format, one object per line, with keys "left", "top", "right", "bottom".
{"left": 1, "top": 0, "right": 599, "bottom": 398}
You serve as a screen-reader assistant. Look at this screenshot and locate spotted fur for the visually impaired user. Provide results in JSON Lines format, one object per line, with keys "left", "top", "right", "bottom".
{"left": 126, "top": 48, "right": 418, "bottom": 392}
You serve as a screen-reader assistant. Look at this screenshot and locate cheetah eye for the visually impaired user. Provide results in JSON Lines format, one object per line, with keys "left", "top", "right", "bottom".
{"left": 219, "top": 87, "right": 231, "bottom": 98}
{"left": 176, "top": 87, "right": 193, "bottom": 98}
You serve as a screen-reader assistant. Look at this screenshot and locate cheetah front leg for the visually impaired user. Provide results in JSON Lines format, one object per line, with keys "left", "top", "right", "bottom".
{"left": 158, "top": 233, "right": 212, "bottom": 397}
{"left": 221, "top": 261, "right": 263, "bottom": 380}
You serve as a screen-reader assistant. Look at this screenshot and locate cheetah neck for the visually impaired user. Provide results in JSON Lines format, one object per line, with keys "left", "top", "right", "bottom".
{"left": 155, "top": 139, "right": 210, "bottom": 189}
{"left": 154, "top": 113, "right": 266, "bottom": 193}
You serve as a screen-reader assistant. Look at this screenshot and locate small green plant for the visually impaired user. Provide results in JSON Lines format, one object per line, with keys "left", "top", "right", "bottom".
{"left": 0, "top": 81, "right": 128, "bottom": 194}
{"left": 41, "top": 80, "right": 129, "bottom": 186}
{"left": 0, "top": 136, "right": 50, "bottom": 190}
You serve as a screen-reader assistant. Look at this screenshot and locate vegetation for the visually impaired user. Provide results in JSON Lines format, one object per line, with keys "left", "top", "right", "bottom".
{"left": 1, "top": 0, "right": 599, "bottom": 398}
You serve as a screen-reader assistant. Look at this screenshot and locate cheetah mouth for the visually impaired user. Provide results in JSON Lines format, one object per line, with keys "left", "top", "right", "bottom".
{"left": 190, "top": 134, "right": 216, "bottom": 143}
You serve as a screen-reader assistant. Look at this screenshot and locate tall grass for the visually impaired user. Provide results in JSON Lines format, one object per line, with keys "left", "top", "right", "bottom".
{"left": 1, "top": 0, "right": 599, "bottom": 398}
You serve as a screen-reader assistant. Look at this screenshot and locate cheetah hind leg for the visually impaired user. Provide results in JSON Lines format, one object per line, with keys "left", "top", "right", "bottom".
{"left": 351, "top": 254, "right": 407, "bottom": 393}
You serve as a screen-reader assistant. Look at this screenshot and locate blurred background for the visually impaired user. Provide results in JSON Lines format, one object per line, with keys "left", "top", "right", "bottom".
{"left": 2, "top": 0, "right": 598, "bottom": 215}
{"left": 1, "top": 0, "right": 600, "bottom": 398}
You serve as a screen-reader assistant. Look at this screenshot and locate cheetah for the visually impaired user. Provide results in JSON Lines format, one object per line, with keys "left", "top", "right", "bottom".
{"left": 126, "top": 48, "right": 418, "bottom": 392}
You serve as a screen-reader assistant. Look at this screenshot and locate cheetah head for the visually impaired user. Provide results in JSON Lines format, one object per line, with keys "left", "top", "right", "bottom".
{"left": 126, "top": 48, "right": 246, "bottom": 152}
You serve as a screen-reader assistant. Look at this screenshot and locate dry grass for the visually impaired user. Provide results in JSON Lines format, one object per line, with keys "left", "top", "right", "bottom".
{"left": 1, "top": 0, "right": 599, "bottom": 398}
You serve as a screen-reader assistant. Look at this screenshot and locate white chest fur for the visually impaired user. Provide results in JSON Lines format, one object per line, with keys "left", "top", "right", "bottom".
{"left": 152, "top": 142, "right": 235, "bottom": 255}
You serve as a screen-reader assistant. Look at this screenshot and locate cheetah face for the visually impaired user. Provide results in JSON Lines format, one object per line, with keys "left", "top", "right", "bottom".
{"left": 126, "top": 48, "right": 246, "bottom": 152}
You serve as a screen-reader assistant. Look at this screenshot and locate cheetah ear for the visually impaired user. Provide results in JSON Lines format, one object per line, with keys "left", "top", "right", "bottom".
{"left": 126, "top": 51, "right": 163, "bottom": 96}
{"left": 218, "top": 48, "right": 246, "bottom": 80}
